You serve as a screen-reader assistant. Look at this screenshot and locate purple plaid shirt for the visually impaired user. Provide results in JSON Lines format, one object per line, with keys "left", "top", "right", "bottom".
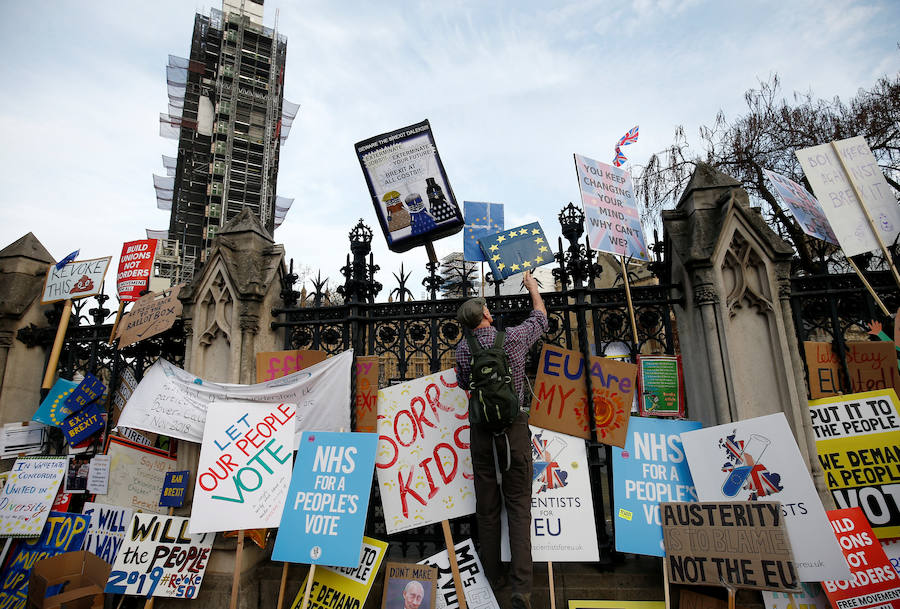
{"left": 455, "top": 310, "right": 548, "bottom": 404}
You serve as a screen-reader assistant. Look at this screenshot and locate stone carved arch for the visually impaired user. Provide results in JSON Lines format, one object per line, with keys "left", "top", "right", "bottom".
{"left": 198, "top": 269, "right": 234, "bottom": 346}
{"left": 721, "top": 232, "right": 773, "bottom": 318}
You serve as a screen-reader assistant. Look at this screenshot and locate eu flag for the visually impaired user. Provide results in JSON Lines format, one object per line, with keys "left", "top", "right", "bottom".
{"left": 463, "top": 201, "right": 504, "bottom": 262}
{"left": 478, "top": 222, "right": 552, "bottom": 281}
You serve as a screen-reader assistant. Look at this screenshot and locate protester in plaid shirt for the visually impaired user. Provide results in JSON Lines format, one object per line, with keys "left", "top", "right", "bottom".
{"left": 454, "top": 270, "right": 547, "bottom": 609}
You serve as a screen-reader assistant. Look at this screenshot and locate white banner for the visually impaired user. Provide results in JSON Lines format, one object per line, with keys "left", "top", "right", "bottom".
{"left": 376, "top": 369, "right": 475, "bottom": 534}
{"left": 190, "top": 401, "right": 295, "bottom": 534}
{"left": 117, "top": 350, "right": 352, "bottom": 446}
{"left": 418, "top": 538, "right": 499, "bottom": 609}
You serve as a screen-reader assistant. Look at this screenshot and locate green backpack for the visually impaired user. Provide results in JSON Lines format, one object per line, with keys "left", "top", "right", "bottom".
{"left": 465, "top": 330, "right": 520, "bottom": 432}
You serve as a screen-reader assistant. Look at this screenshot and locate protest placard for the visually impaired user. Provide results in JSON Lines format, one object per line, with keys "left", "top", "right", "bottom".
{"left": 419, "top": 538, "right": 499, "bottom": 609}
{"left": 64, "top": 455, "right": 90, "bottom": 493}
{"left": 463, "top": 201, "right": 504, "bottom": 262}
{"left": 574, "top": 153, "right": 649, "bottom": 261}
{"left": 106, "top": 513, "right": 214, "bottom": 598}
{"left": 61, "top": 403, "right": 104, "bottom": 446}
{"left": 804, "top": 341, "right": 900, "bottom": 398}
{"left": 763, "top": 168, "right": 838, "bottom": 245}
{"left": 191, "top": 401, "right": 295, "bottom": 534}
{"left": 355, "top": 356, "right": 380, "bottom": 433}
{"left": 273, "top": 431, "right": 377, "bottom": 566}
{"left": 822, "top": 508, "right": 900, "bottom": 609}
{"left": 477, "top": 222, "right": 553, "bottom": 281}
{"left": 762, "top": 583, "right": 829, "bottom": 609}
{"left": 636, "top": 355, "right": 685, "bottom": 417}
{"left": 87, "top": 455, "right": 111, "bottom": 494}
{"left": 797, "top": 136, "right": 900, "bottom": 257}
{"left": 118, "top": 350, "right": 352, "bottom": 446}
{"left": 32, "top": 378, "right": 79, "bottom": 426}
{"left": 256, "top": 349, "right": 328, "bottom": 383}
{"left": 82, "top": 502, "right": 133, "bottom": 563}
{"left": 115, "top": 284, "right": 183, "bottom": 348}
{"left": 111, "top": 366, "right": 138, "bottom": 426}
{"left": 65, "top": 373, "right": 106, "bottom": 413}
{"left": 884, "top": 538, "right": 900, "bottom": 576}
{"left": 290, "top": 537, "right": 388, "bottom": 609}
{"left": 160, "top": 470, "right": 190, "bottom": 508}
{"left": 529, "top": 344, "right": 635, "bottom": 447}
{"left": 381, "top": 563, "right": 439, "bottom": 609}
{"left": 376, "top": 369, "right": 475, "bottom": 534}
{"left": 661, "top": 501, "right": 799, "bottom": 591}
{"left": 116, "top": 239, "right": 158, "bottom": 301}
{"left": 41, "top": 257, "right": 111, "bottom": 303}
{"left": 0, "top": 511, "right": 88, "bottom": 609}
{"left": 681, "top": 412, "right": 849, "bottom": 581}
{"left": 501, "top": 426, "right": 599, "bottom": 562}
{"left": 355, "top": 120, "right": 464, "bottom": 253}
{"left": 98, "top": 437, "right": 175, "bottom": 514}
{"left": 0, "top": 422, "right": 46, "bottom": 459}
{"left": 808, "top": 389, "right": 900, "bottom": 538}
{"left": 0, "top": 456, "right": 67, "bottom": 537}
{"left": 613, "top": 417, "right": 702, "bottom": 556}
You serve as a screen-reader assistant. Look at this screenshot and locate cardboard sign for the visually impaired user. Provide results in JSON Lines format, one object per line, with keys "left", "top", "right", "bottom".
{"left": 797, "top": 136, "right": 900, "bottom": 257}
{"left": 0, "top": 511, "right": 88, "bottom": 609}
{"left": 501, "top": 427, "right": 599, "bottom": 562}
{"left": 65, "top": 373, "right": 106, "bottom": 413}
{"left": 419, "top": 538, "right": 499, "bottom": 609}
{"left": 613, "top": 418, "right": 702, "bottom": 556}
{"left": 529, "top": 344, "right": 635, "bottom": 447}
{"left": 115, "top": 284, "right": 183, "bottom": 348}
{"left": 273, "top": 431, "right": 378, "bottom": 566}
{"left": 291, "top": 537, "right": 388, "bottom": 609}
{"left": 636, "top": 355, "right": 685, "bottom": 417}
{"left": 355, "top": 120, "right": 464, "bottom": 253}
{"left": 463, "top": 201, "right": 504, "bottom": 262}
{"left": 808, "top": 389, "right": 900, "bottom": 539}
{"left": 106, "top": 513, "right": 214, "bottom": 598}
{"left": 32, "top": 378, "right": 79, "bottom": 426}
{"left": 256, "top": 349, "right": 328, "bottom": 383}
{"left": 574, "top": 153, "right": 649, "bottom": 261}
{"left": 375, "top": 369, "right": 475, "bottom": 534}
{"left": 805, "top": 341, "right": 900, "bottom": 398}
{"left": 478, "top": 222, "right": 553, "bottom": 281}
{"left": 661, "top": 501, "right": 799, "bottom": 592}
{"left": 41, "top": 256, "right": 112, "bottom": 303}
{"left": 681, "top": 413, "right": 850, "bottom": 581}
{"left": 0, "top": 457, "right": 67, "bottom": 537}
{"left": 380, "top": 563, "right": 439, "bottom": 609}
{"left": 117, "top": 239, "right": 158, "bottom": 301}
{"left": 763, "top": 168, "right": 838, "bottom": 245}
{"left": 191, "top": 401, "right": 295, "bottom": 534}
{"left": 159, "top": 470, "right": 190, "bottom": 508}
{"left": 98, "top": 437, "right": 175, "bottom": 514}
{"left": 61, "top": 403, "right": 104, "bottom": 446}
{"left": 118, "top": 351, "right": 352, "bottom": 446}
{"left": 82, "top": 502, "right": 133, "bottom": 564}
{"left": 0, "top": 422, "right": 46, "bottom": 459}
{"left": 86, "top": 454, "right": 111, "bottom": 494}
{"left": 355, "top": 356, "right": 380, "bottom": 433}
{"left": 822, "top": 508, "right": 900, "bottom": 609}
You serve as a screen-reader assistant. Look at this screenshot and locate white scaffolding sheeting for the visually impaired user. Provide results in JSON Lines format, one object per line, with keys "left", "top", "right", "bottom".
{"left": 162, "top": 155, "right": 177, "bottom": 177}
{"left": 273, "top": 195, "right": 294, "bottom": 228}
{"left": 279, "top": 100, "right": 300, "bottom": 145}
{"left": 154, "top": 174, "right": 174, "bottom": 210}
{"left": 146, "top": 229, "right": 169, "bottom": 240}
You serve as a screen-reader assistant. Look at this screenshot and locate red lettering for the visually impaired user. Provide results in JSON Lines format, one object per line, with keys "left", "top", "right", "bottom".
{"left": 418, "top": 456, "right": 440, "bottom": 499}
{"left": 376, "top": 435, "right": 398, "bottom": 469}
{"left": 394, "top": 410, "right": 418, "bottom": 447}
{"left": 398, "top": 467, "right": 426, "bottom": 517}
{"left": 434, "top": 442, "right": 458, "bottom": 484}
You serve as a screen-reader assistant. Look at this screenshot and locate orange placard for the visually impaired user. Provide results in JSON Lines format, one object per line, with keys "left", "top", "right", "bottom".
{"left": 255, "top": 349, "right": 328, "bottom": 382}
{"left": 355, "top": 356, "right": 380, "bottom": 432}
{"left": 804, "top": 341, "right": 899, "bottom": 398}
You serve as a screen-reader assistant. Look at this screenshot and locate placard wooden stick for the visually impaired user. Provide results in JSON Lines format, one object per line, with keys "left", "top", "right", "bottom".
{"left": 663, "top": 559, "right": 670, "bottom": 609}
{"left": 41, "top": 299, "right": 72, "bottom": 389}
{"left": 276, "top": 563, "right": 290, "bottom": 609}
{"left": 441, "top": 519, "right": 468, "bottom": 609}
{"left": 846, "top": 256, "right": 890, "bottom": 316}
{"left": 548, "top": 561, "right": 556, "bottom": 609}
{"left": 620, "top": 256, "right": 640, "bottom": 350}
{"left": 300, "top": 565, "right": 316, "bottom": 609}
{"left": 109, "top": 301, "right": 126, "bottom": 343}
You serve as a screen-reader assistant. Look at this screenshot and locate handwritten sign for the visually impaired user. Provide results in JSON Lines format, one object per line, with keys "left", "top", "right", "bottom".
{"left": 87, "top": 454, "right": 111, "bottom": 495}
{"left": 83, "top": 502, "right": 133, "bottom": 563}
{"left": 255, "top": 349, "right": 328, "bottom": 382}
{"left": 822, "top": 508, "right": 900, "bottom": 609}
{"left": 41, "top": 256, "right": 111, "bottom": 303}
{"left": 61, "top": 403, "right": 104, "bottom": 446}
{"left": 97, "top": 437, "right": 175, "bottom": 514}
{"left": 117, "top": 351, "right": 352, "bottom": 446}
{"left": 804, "top": 341, "right": 899, "bottom": 398}
{"left": 191, "top": 401, "right": 295, "bottom": 534}
{"left": 290, "top": 537, "right": 388, "bottom": 609}
{"left": 117, "top": 239, "right": 158, "bottom": 301}
{"left": 355, "top": 356, "right": 380, "bottom": 432}
{"left": 636, "top": 355, "right": 685, "bottom": 417}
{"left": 115, "top": 284, "right": 183, "bottom": 348}
{"left": 419, "top": 538, "right": 499, "bottom": 609}
{"left": 763, "top": 168, "right": 838, "bottom": 245}
{"left": 160, "top": 470, "right": 190, "bottom": 508}
{"left": 529, "top": 344, "right": 635, "bottom": 447}
{"left": 0, "top": 457, "right": 67, "bottom": 537}
{"left": 0, "top": 511, "right": 88, "bottom": 609}
{"left": 106, "top": 513, "right": 214, "bottom": 598}
{"left": 65, "top": 373, "right": 106, "bottom": 413}
{"left": 808, "top": 389, "right": 900, "bottom": 538}
{"left": 613, "top": 417, "right": 701, "bottom": 556}
{"left": 273, "top": 431, "right": 377, "bottom": 566}
{"left": 376, "top": 369, "right": 475, "bottom": 534}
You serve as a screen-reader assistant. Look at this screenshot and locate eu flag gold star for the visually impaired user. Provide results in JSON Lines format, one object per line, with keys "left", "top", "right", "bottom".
{"left": 498, "top": 263, "right": 506, "bottom": 270}
{"left": 535, "top": 256, "right": 544, "bottom": 263}
{"left": 492, "top": 254, "right": 500, "bottom": 262}
{"left": 508, "top": 230, "right": 518, "bottom": 238}
{"left": 497, "top": 235, "right": 506, "bottom": 243}
{"left": 539, "top": 246, "right": 549, "bottom": 253}
{"left": 534, "top": 237, "right": 544, "bottom": 244}
{"left": 511, "top": 264, "right": 520, "bottom": 271}
{"left": 522, "top": 260, "right": 531, "bottom": 267}
{"left": 489, "top": 244, "right": 499, "bottom": 252}
{"left": 532, "top": 228, "right": 541, "bottom": 235}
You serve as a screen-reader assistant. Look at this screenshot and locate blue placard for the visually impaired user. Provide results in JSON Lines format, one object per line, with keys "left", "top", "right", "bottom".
{"left": 159, "top": 470, "right": 190, "bottom": 507}
{"left": 61, "top": 403, "right": 104, "bottom": 446}
{"left": 32, "top": 378, "right": 79, "bottom": 426}
{"left": 463, "top": 201, "right": 504, "bottom": 262}
{"left": 272, "top": 431, "right": 377, "bottom": 567}
{"left": 64, "top": 373, "right": 106, "bottom": 413}
{"left": 478, "top": 221, "right": 552, "bottom": 281}
{"left": 612, "top": 417, "right": 702, "bottom": 556}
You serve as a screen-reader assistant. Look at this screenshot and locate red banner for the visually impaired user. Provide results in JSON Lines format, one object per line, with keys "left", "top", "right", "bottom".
{"left": 116, "top": 239, "right": 158, "bottom": 301}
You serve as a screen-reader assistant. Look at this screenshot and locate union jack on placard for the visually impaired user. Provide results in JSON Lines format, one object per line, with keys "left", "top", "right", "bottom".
{"left": 617, "top": 125, "right": 639, "bottom": 147}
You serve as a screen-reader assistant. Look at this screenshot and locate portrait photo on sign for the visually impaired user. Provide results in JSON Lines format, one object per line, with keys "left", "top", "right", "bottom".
{"left": 380, "top": 563, "right": 438, "bottom": 609}
{"left": 65, "top": 455, "right": 91, "bottom": 493}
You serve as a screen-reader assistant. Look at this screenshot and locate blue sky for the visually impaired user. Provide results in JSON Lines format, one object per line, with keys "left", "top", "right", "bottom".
{"left": 1, "top": 0, "right": 898, "bottom": 297}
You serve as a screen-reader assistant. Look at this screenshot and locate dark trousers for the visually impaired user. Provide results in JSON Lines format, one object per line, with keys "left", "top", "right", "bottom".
{"left": 469, "top": 411, "right": 532, "bottom": 595}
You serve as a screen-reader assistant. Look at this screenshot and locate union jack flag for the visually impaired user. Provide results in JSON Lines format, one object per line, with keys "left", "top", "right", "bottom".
{"left": 531, "top": 432, "right": 569, "bottom": 493}
{"left": 617, "top": 125, "right": 639, "bottom": 147}
{"left": 718, "top": 431, "right": 783, "bottom": 499}
{"left": 613, "top": 146, "right": 628, "bottom": 168}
